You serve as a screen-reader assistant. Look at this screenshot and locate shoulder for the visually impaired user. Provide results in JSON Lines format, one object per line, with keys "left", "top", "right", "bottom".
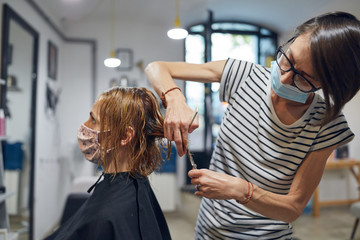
{"left": 222, "top": 58, "right": 269, "bottom": 82}
{"left": 220, "top": 59, "right": 269, "bottom": 102}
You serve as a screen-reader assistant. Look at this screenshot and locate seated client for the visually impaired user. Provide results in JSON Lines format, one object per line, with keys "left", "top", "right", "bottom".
{"left": 45, "top": 87, "right": 172, "bottom": 240}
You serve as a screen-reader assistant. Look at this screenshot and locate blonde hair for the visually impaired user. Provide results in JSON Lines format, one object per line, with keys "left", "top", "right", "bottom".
{"left": 96, "top": 87, "right": 170, "bottom": 176}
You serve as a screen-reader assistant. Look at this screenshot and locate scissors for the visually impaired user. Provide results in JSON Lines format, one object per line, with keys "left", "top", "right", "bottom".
{"left": 186, "top": 107, "right": 198, "bottom": 169}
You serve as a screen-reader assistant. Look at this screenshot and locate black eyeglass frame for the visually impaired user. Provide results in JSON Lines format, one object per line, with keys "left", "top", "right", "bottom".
{"left": 275, "top": 37, "right": 320, "bottom": 93}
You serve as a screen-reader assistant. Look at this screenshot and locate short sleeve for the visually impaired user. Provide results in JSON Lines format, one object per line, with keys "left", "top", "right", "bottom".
{"left": 219, "top": 58, "right": 254, "bottom": 103}
{"left": 310, "top": 113, "right": 354, "bottom": 152}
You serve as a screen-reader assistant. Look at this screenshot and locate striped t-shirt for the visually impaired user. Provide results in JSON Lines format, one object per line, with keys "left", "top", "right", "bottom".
{"left": 194, "top": 59, "right": 354, "bottom": 240}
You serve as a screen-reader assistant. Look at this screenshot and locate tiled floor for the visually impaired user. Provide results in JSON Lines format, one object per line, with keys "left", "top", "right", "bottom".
{"left": 292, "top": 206, "right": 356, "bottom": 240}
{"left": 164, "top": 192, "right": 359, "bottom": 240}
{"left": 8, "top": 215, "right": 28, "bottom": 240}
{"left": 9, "top": 192, "right": 360, "bottom": 240}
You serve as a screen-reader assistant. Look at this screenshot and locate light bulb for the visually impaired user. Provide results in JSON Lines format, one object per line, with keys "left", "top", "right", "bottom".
{"left": 104, "top": 58, "right": 121, "bottom": 68}
{"left": 104, "top": 50, "right": 121, "bottom": 68}
{"left": 167, "top": 28, "right": 188, "bottom": 40}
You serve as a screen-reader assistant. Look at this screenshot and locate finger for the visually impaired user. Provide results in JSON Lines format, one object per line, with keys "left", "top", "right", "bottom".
{"left": 180, "top": 127, "right": 188, "bottom": 151}
{"left": 174, "top": 128, "right": 185, "bottom": 156}
{"left": 195, "top": 184, "right": 204, "bottom": 195}
{"left": 163, "top": 117, "right": 173, "bottom": 141}
{"left": 164, "top": 125, "right": 172, "bottom": 141}
{"left": 188, "top": 169, "right": 201, "bottom": 178}
{"left": 194, "top": 191, "right": 205, "bottom": 198}
{"left": 190, "top": 178, "right": 200, "bottom": 186}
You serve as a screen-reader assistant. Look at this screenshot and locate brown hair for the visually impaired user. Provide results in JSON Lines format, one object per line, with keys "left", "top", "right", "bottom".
{"left": 95, "top": 87, "right": 170, "bottom": 176}
{"left": 294, "top": 12, "right": 360, "bottom": 126}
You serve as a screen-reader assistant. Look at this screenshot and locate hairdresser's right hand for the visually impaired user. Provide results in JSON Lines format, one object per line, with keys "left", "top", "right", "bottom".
{"left": 164, "top": 89, "right": 199, "bottom": 156}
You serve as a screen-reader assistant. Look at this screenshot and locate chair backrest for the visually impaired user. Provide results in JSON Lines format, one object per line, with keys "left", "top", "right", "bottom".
{"left": 60, "top": 193, "right": 90, "bottom": 225}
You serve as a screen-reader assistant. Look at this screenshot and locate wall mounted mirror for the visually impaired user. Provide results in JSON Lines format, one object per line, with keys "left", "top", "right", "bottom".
{"left": 1, "top": 4, "right": 38, "bottom": 240}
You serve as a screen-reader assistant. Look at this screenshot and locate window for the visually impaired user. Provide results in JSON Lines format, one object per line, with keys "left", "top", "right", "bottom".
{"left": 185, "top": 20, "right": 277, "bottom": 161}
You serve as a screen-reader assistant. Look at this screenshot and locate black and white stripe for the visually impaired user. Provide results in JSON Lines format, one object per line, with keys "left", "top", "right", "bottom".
{"left": 195, "top": 59, "right": 354, "bottom": 239}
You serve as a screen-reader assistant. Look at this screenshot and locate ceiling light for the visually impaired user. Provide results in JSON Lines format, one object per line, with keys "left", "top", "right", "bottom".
{"left": 104, "top": 0, "right": 120, "bottom": 68}
{"left": 104, "top": 50, "right": 121, "bottom": 68}
{"left": 167, "top": 0, "right": 188, "bottom": 40}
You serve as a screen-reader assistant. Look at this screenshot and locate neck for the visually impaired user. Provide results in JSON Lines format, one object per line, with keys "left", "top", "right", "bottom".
{"left": 271, "top": 90, "right": 314, "bottom": 125}
{"left": 102, "top": 148, "right": 131, "bottom": 174}
{"left": 103, "top": 162, "right": 129, "bottom": 174}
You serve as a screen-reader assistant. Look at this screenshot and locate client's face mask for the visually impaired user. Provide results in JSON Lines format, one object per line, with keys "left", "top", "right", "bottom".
{"left": 270, "top": 61, "right": 309, "bottom": 104}
{"left": 77, "top": 124, "right": 101, "bottom": 164}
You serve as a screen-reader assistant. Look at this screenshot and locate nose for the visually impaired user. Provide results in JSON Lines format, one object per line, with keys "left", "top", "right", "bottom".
{"left": 280, "top": 70, "right": 294, "bottom": 85}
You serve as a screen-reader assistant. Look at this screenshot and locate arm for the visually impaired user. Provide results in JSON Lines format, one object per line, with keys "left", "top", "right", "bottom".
{"left": 145, "top": 61, "right": 226, "bottom": 156}
{"left": 188, "top": 145, "right": 336, "bottom": 223}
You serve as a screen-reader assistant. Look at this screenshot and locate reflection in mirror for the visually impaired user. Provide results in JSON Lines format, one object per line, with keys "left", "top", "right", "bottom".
{"left": 1, "top": 4, "right": 38, "bottom": 240}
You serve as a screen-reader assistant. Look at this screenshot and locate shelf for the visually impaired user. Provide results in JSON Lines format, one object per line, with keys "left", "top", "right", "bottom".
{"left": 0, "top": 192, "right": 14, "bottom": 203}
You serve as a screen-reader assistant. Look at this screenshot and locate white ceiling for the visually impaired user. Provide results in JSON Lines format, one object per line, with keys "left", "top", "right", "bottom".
{"left": 34, "top": 0, "right": 360, "bottom": 33}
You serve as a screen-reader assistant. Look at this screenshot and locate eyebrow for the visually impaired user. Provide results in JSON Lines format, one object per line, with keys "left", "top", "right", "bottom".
{"left": 287, "top": 48, "right": 315, "bottom": 80}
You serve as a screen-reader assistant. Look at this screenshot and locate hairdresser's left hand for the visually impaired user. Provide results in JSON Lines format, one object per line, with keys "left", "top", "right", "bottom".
{"left": 188, "top": 169, "right": 247, "bottom": 200}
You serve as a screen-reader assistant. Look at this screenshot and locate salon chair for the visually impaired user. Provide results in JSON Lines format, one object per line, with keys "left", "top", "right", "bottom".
{"left": 60, "top": 176, "right": 99, "bottom": 225}
{"left": 60, "top": 193, "right": 90, "bottom": 225}
{"left": 350, "top": 201, "right": 360, "bottom": 240}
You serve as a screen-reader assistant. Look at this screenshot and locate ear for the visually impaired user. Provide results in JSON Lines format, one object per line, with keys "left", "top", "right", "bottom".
{"left": 120, "top": 126, "right": 135, "bottom": 146}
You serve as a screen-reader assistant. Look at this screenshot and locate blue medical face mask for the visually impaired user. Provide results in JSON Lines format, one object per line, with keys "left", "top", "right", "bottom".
{"left": 270, "top": 61, "right": 309, "bottom": 104}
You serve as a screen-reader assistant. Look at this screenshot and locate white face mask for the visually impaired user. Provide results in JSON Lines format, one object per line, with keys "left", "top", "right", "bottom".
{"left": 77, "top": 124, "right": 101, "bottom": 164}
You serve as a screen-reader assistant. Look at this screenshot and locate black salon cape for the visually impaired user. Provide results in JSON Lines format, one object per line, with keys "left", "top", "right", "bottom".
{"left": 45, "top": 172, "right": 171, "bottom": 240}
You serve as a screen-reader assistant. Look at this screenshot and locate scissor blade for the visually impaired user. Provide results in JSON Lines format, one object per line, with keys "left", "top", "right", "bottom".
{"left": 187, "top": 149, "right": 197, "bottom": 169}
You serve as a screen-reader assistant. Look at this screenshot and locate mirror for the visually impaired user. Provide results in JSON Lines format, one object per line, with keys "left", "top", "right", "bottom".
{"left": 1, "top": 4, "right": 38, "bottom": 240}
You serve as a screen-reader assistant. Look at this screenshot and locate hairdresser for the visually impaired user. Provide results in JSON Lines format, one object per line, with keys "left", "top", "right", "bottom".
{"left": 145, "top": 12, "right": 360, "bottom": 239}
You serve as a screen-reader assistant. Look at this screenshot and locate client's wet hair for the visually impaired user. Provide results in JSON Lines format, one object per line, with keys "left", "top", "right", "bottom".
{"left": 96, "top": 87, "right": 170, "bottom": 176}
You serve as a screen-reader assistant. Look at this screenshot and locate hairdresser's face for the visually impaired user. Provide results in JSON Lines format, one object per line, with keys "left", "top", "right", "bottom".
{"left": 84, "top": 101, "right": 100, "bottom": 131}
{"left": 280, "top": 34, "right": 320, "bottom": 89}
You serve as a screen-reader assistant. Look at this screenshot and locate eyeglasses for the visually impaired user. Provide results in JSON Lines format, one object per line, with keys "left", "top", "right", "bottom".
{"left": 275, "top": 37, "right": 320, "bottom": 93}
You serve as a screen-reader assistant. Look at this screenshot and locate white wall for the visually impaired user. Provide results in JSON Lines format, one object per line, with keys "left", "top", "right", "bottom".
{"left": 64, "top": 18, "right": 185, "bottom": 95}
{"left": 59, "top": 43, "right": 94, "bottom": 179}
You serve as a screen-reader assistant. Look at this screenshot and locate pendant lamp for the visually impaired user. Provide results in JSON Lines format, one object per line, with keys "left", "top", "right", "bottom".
{"left": 104, "top": 0, "right": 121, "bottom": 68}
{"left": 167, "top": 0, "right": 188, "bottom": 40}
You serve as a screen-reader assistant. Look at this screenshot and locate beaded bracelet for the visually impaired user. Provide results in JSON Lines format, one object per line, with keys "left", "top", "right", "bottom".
{"left": 161, "top": 87, "right": 181, "bottom": 109}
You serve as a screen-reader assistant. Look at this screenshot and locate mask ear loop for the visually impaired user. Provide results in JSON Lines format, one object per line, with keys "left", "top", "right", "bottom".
{"left": 96, "top": 131, "right": 100, "bottom": 146}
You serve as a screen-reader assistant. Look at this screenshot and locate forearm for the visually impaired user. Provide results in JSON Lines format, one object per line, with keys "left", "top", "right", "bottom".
{"left": 145, "top": 60, "right": 226, "bottom": 97}
{"left": 190, "top": 168, "right": 317, "bottom": 223}
{"left": 145, "top": 61, "right": 179, "bottom": 98}
{"left": 232, "top": 147, "right": 334, "bottom": 222}
{"left": 237, "top": 184, "right": 306, "bottom": 223}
